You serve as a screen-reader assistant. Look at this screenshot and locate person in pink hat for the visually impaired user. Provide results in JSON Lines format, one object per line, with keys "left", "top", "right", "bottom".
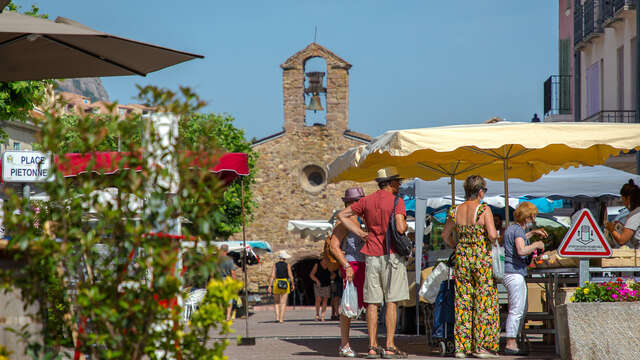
{"left": 330, "top": 186, "right": 367, "bottom": 357}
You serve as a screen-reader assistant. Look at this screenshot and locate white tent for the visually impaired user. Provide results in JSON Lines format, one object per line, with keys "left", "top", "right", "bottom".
{"left": 287, "top": 219, "right": 418, "bottom": 240}
{"left": 401, "top": 165, "right": 640, "bottom": 200}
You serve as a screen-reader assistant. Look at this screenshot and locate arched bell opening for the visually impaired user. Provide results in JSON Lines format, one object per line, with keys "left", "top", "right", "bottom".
{"left": 289, "top": 256, "right": 320, "bottom": 305}
{"left": 303, "top": 56, "right": 327, "bottom": 126}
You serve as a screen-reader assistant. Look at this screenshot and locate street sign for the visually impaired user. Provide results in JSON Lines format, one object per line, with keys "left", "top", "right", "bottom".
{"left": 2, "top": 151, "right": 51, "bottom": 183}
{"left": 558, "top": 209, "right": 612, "bottom": 258}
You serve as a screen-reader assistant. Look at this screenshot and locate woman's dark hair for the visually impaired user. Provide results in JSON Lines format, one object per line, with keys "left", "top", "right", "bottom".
{"left": 630, "top": 187, "right": 640, "bottom": 211}
{"left": 620, "top": 179, "right": 638, "bottom": 198}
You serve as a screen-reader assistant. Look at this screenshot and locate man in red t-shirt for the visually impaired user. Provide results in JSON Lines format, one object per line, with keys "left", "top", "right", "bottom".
{"left": 338, "top": 167, "right": 409, "bottom": 358}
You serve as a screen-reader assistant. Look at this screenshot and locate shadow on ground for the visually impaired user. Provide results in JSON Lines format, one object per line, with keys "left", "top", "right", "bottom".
{"left": 283, "top": 337, "right": 560, "bottom": 359}
{"left": 283, "top": 336, "right": 435, "bottom": 358}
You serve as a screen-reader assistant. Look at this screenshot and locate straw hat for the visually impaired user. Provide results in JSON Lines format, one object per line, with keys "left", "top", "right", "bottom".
{"left": 277, "top": 250, "right": 291, "bottom": 259}
{"left": 375, "top": 166, "right": 402, "bottom": 183}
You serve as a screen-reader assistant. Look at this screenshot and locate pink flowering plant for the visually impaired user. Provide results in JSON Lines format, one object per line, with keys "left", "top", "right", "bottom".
{"left": 571, "top": 278, "right": 640, "bottom": 303}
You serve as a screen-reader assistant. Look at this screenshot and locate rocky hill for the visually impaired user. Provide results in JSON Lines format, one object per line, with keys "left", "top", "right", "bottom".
{"left": 56, "top": 78, "right": 109, "bottom": 103}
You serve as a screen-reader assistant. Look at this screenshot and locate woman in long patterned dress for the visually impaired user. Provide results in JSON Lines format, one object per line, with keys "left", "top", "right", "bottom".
{"left": 442, "top": 175, "right": 500, "bottom": 359}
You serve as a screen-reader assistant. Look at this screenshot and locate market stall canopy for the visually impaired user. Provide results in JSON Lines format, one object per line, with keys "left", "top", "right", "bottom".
{"left": 287, "top": 220, "right": 333, "bottom": 240}
{"left": 287, "top": 219, "right": 418, "bottom": 240}
{"left": 54, "top": 151, "right": 249, "bottom": 184}
{"left": 400, "top": 165, "right": 640, "bottom": 200}
{"left": 328, "top": 122, "right": 640, "bottom": 183}
{"left": 0, "top": 10, "right": 203, "bottom": 81}
{"left": 213, "top": 240, "right": 272, "bottom": 253}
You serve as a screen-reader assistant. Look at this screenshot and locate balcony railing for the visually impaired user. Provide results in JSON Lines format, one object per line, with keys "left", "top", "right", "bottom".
{"left": 583, "top": 0, "right": 603, "bottom": 37}
{"left": 543, "top": 75, "right": 572, "bottom": 117}
{"left": 614, "top": 0, "right": 635, "bottom": 12}
{"left": 574, "top": 2, "right": 583, "bottom": 45}
{"left": 581, "top": 110, "right": 638, "bottom": 122}
{"left": 602, "top": 0, "right": 614, "bottom": 20}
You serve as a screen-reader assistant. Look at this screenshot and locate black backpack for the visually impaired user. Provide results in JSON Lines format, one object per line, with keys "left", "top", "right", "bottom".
{"left": 385, "top": 196, "right": 413, "bottom": 258}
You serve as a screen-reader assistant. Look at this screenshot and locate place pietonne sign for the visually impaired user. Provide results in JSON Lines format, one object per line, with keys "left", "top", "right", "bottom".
{"left": 2, "top": 151, "right": 52, "bottom": 183}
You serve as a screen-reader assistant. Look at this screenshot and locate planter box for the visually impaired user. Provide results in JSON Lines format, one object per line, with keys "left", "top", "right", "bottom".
{"left": 556, "top": 302, "right": 640, "bottom": 360}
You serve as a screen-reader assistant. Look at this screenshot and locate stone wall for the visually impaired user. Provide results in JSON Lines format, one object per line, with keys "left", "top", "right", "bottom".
{"left": 281, "top": 43, "right": 351, "bottom": 133}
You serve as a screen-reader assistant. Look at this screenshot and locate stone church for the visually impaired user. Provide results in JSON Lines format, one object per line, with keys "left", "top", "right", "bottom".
{"left": 240, "top": 43, "right": 378, "bottom": 303}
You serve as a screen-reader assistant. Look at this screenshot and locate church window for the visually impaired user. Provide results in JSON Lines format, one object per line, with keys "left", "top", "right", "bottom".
{"left": 300, "top": 164, "right": 326, "bottom": 193}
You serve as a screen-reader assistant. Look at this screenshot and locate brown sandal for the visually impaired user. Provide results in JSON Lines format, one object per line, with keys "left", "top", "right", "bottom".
{"left": 382, "top": 347, "right": 408, "bottom": 359}
{"left": 365, "top": 346, "right": 383, "bottom": 359}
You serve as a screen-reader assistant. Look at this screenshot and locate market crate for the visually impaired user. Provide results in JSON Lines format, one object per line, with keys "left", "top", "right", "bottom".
{"left": 600, "top": 247, "right": 639, "bottom": 267}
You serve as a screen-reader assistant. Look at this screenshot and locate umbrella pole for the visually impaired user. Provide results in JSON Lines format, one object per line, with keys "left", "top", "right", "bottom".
{"left": 239, "top": 177, "right": 255, "bottom": 345}
{"left": 503, "top": 159, "right": 510, "bottom": 226}
{"left": 451, "top": 175, "right": 455, "bottom": 206}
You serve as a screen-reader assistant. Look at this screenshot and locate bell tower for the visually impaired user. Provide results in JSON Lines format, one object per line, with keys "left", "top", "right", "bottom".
{"left": 280, "top": 43, "right": 351, "bottom": 133}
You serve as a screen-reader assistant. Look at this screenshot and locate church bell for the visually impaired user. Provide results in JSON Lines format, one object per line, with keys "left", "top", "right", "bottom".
{"left": 305, "top": 71, "right": 326, "bottom": 112}
{"left": 307, "top": 94, "right": 323, "bottom": 111}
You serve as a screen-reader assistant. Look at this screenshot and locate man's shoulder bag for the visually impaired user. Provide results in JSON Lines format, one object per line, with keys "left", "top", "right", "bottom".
{"left": 386, "top": 196, "right": 412, "bottom": 258}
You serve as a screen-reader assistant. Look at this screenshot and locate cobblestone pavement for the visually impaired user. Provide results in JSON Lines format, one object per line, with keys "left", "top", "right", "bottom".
{"left": 215, "top": 306, "right": 559, "bottom": 360}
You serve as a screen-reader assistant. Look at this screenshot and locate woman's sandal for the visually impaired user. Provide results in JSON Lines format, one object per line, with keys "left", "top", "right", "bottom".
{"left": 382, "top": 347, "right": 408, "bottom": 359}
{"left": 365, "top": 346, "right": 384, "bottom": 359}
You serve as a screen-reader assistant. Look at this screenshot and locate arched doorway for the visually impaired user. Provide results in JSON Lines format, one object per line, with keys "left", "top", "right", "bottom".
{"left": 290, "top": 256, "right": 320, "bottom": 305}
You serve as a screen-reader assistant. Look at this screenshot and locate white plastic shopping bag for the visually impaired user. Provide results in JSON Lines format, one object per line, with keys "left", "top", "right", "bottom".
{"left": 340, "top": 281, "right": 359, "bottom": 319}
{"left": 492, "top": 240, "right": 505, "bottom": 281}
{"left": 418, "top": 262, "right": 450, "bottom": 303}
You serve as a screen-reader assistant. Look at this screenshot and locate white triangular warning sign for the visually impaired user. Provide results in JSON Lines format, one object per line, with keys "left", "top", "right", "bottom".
{"left": 558, "top": 209, "right": 612, "bottom": 258}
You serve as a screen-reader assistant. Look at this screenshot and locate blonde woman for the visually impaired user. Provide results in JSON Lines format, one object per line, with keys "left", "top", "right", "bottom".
{"left": 268, "top": 250, "right": 294, "bottom": 323}
{"left": 442, "top": 175, "right": 499, "bottom": 359}
{"left": 502, "top": 202, "right": 546, "bottom": 355}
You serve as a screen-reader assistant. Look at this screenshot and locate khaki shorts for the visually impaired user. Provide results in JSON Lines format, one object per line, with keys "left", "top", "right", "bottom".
{"left": 363, "top": 253, "right": 409, "bottom": 304}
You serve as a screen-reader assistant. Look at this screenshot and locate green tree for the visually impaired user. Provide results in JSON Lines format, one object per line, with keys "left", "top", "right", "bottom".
{"left": 179, "top": 113, "right": 257, "bottom": 238}
{"left": 0, "top": 2, "right": 54, "bottom": 139}
{"left": 54, "top": 109, "right": 256, "bottom": 239}
{"left": 2, "top": 86, "right": 242, "bottom": 359}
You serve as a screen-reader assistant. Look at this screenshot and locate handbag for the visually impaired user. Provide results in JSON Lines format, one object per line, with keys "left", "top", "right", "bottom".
{"left": 276, "top": 279, "right": 288, "bottom": 290}
{"left": 386, "top": 196, "right": 413, "bottom": 258}
{"left": 491, "top": 240, "right": 505, "bottom": 281}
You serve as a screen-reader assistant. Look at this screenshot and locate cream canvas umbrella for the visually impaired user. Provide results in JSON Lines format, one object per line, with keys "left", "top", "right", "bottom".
{"left": 0, "top": 10, "right": 203, "bottom": 81}
{"left": 328, "top": 121, "right": 640, "bottom": 222}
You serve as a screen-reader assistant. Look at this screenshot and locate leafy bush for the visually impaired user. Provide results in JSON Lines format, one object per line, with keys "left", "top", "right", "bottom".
{"left": 571, "top": 278, "right": 640, "bottom": 303}
{"left": 1, "top": 86, "right": 243, "bottom": 359}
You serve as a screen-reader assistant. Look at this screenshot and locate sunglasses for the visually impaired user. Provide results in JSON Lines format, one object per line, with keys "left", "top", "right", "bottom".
{"left": 481, "top": 187, "right": 488, "bottom": 192}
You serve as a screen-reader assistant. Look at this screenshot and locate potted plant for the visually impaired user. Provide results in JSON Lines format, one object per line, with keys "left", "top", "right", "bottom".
{"left": 555, "top": 278, "right": 640, "bottom": 360}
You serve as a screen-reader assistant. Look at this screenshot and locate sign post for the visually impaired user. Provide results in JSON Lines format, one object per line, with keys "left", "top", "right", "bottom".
{"left": 557, "top": 209, "right": 612, "bottom": 285}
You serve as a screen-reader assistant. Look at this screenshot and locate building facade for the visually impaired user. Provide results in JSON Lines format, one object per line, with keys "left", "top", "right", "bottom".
{"left": 545, "top": 0, "right": 638, "bottom": 124}
{"left": 240, "top": 43, "right": 377, "bottom": 302}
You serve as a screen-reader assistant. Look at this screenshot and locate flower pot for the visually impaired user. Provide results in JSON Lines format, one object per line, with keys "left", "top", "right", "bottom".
{"left": 555, "top": 302, "right": 640, "bottom": 360}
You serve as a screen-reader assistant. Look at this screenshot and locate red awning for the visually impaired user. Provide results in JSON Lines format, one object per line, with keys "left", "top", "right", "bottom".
{"left": 55, "top": 151, "right": 249, "bottom": 184}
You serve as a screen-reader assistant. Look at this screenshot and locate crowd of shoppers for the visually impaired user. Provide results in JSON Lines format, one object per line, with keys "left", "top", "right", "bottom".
{"left": 261, "top": 170, "right": 583, "bottom": 358}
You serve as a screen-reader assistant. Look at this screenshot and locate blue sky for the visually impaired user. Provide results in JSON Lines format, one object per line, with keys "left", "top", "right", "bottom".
{"left": 19, "top": 1, "right": 558, "bottom": 140}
